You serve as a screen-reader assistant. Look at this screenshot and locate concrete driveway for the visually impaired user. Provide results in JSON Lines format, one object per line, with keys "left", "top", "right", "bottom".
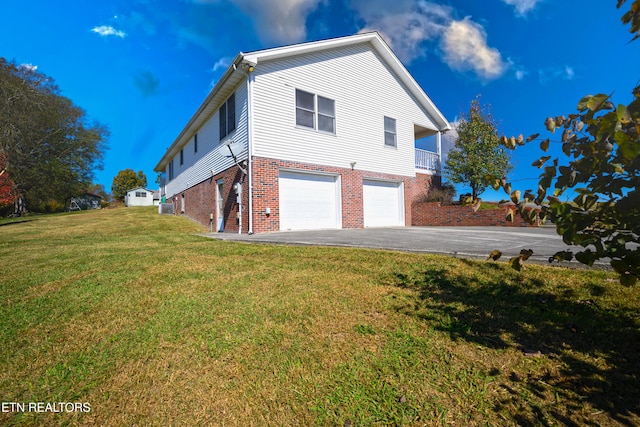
{"left": 202, "top": 225, "right": 606, "bottom": 267}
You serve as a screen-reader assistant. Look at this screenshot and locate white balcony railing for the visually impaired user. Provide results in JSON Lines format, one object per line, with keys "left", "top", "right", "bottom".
{"left": 415, "top": 149, "right": 440, "bottom": 173}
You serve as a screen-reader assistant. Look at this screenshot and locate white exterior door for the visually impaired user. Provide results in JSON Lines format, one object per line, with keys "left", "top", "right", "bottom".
{"left": 216, "top": 180, "right": 224, "bottom": 232}
{"left": 363, "top": 179, "right": 404, "bottom": 227}
{"left": 278, "top": 171, "right": 340, "bottom": 231}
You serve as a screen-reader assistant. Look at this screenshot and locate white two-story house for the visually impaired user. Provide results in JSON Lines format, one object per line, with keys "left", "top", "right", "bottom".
{"left": 154, "top": 32, "right": 451, "bottom": 233}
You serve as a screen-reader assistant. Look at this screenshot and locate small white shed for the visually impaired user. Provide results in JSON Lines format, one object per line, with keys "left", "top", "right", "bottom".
{"left": 125, "top": 187, "right": 156, "bottom": 207}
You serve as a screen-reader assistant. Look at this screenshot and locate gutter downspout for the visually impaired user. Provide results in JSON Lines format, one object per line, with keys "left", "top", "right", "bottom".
{"left": 238, "top": 62, "right": 255, "bottom": 234}
{"left": 247, "top": 70, "right": 255, "bottom": 234}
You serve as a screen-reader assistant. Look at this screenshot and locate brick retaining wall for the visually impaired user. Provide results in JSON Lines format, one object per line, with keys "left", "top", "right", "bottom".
{"left": 411, "top": 201, "right": 538, "bottom": 227}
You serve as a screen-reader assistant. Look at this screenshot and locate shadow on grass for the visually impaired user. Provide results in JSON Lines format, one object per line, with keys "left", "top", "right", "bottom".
{"left": 386, "top": 260, "right": 640, "bottom": 426}
{"left": 0, "top": 218, "right": 35, "bottom": 227}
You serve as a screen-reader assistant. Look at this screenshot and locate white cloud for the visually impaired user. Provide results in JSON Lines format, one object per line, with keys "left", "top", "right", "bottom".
{"left": 194, "top": 0, "right": 323, "bottom": 44}
{"left": 212, "top": 57, "right": 231, "bottom": 72}
{"left": 350, "top": 1, "right": 507, "bottom": 81}
{"left": 538, "top": 65, "right": 576, "bottom": 85}
{"left": 351, "top": 0, "right": 452, "bottom": 63}
{"left": 19, "top": 63, "right": 38, "bottom": 72}
{"left": 440, "top": 18, "right": 507, "bottom": 81}
{"left": 501, "top": 0, "right": 542, "bottom": 17}
{"left": 91, "top": 25, "right": 127, "bottom": 38}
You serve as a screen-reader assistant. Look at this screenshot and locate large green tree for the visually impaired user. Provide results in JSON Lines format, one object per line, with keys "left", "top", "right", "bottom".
{"left": 487, "top": 0, "right": 640, "bottom": 285}
{"left": 0, "top": 59, "right": 108, "bottom": 214}
{"left": 445, "top": 98, "right": 512, "bottom": 200}
{"left": 111, "top": 169, "right": 148, "bottom": 202}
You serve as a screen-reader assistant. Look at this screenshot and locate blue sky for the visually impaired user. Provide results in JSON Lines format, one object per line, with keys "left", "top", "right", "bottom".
{"left": 1, "top": 0, "right": 638, "bottom": 200}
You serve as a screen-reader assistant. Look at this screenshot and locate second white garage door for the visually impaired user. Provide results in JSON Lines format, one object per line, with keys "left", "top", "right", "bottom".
{"left": 363, "top": 179, "right": 404, "bottom": 227}
{"left": 279, "top": 171, "right": 341, "bottom": 231}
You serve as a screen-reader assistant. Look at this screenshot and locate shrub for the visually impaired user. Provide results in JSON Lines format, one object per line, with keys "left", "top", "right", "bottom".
{"left": 424, "top": 183, "right": 456, "bottom": 204}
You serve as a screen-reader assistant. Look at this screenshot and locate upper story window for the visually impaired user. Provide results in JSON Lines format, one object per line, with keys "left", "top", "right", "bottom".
{"left": 168, "top": 160, "right": 174, "bottom": 181}
{"left": 295, "top": 89, "right": 335, "bottom": 134}
{"left": 384, "top": 116, "right": 397, "bottom": 148}
{"left": 220, "top": 93, "right": 236, "bottom": 140}
{"left": 194, "top": 133, "right": 198, "bottom": 153}
{"left": 180, "top": 148, "right": 184, "bottom": 165}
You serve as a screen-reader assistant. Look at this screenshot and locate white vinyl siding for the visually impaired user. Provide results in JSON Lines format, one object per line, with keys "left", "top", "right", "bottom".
{"left": 251, "top": 43, "right": 438, "bottom": 177}
{"left": 165, "top": 82, "right": 249, "bottom": 197}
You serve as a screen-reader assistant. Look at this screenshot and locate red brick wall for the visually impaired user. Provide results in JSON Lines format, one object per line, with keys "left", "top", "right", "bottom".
{"left": 411, "top": 201, "right": 539, "bottom": 227}
{"left": 166, "top": 165, "right": 248, "bottom": 233}
{"left": 167, "top": 157, "right": 441, "bottom": 233}
{"left": 250, "top": 157, "right": 436, "bottom": 233}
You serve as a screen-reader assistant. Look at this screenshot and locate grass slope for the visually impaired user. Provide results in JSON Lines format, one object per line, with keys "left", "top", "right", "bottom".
{"left": 1, "top": 207, "right": 639, "bottom": 426}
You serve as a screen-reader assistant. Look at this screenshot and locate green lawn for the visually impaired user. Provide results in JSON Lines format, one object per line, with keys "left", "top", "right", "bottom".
{"left": 1, "top": 207, "right": 639, "bottom": 426}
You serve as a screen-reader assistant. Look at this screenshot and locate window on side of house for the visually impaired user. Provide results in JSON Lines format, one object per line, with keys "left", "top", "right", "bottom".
{"left": 219, "top": 92, "right": 236, "bottom": 140}
{"left": 168, "top": 160, "right": 174, "bottom": 181}
{"left": 295, "top": 89, "right": 336, "bottom": 134}
{"left": 194, "top": 133, "right": 198, "bottom": 153}
{"left": 135, "top": 191, "right": 147, "bottom": 197}
{"left": 384, "top": 116, "right": 397, "bottom": 147}
{"left": 180, "top": 149, "right": 184, "bottom": 165}
{"left": 295, "top": 89, "right": 315, "bottom": 129}
{"left": 317, "top": 96, "right": 335, "bottom": 133}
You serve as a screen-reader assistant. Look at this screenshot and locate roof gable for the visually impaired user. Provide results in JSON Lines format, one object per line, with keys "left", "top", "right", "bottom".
{"left": 242, "top": 32, "right": 450, "bottom": 130}
{"left": 155, "top": 32, "right": 450, "bottom": 171}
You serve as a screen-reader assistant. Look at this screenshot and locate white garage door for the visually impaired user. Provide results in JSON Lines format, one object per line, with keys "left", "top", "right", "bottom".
{"left": 279, "top": 171, "right": 340, "bottom": 231}
{"left": 363, "top": 179, "right": 404, "bottom": 227}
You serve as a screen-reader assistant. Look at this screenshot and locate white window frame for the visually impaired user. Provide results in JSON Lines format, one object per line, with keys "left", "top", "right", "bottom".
{"left": 384, "top": 116, "right": 397, "bottom": 148}
{"left": 220, "top": 93, "right": 236, "bottom": 141}
{"left": 295, "top": 89, "right": 336, "bottom": 134}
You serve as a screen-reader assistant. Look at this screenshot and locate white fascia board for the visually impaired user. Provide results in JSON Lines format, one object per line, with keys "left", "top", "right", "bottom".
{"left": 154, "top": 53, "right": 246, "bottom": 172}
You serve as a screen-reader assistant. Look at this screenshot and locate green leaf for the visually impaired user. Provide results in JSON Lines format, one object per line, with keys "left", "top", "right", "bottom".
{"left": 575, "top": 250, "right": 597, "bottom": 266}
{"left": 544, "top": 117, "right": 556, "bottom": 132}
{"left": 487, "top": 250, "right": 502, "bottom": 261}
{"left": 611, "top": 259, "right": 629, "bottom": 275}
{"left": 519, "top": 249, "right": 534, "bottom": 261}
{"left": 506, "top": 209, "right": 514, "bottom": 222}
{"left": 586, "top": 94, "right": 610, "bottom": 112}
{"left": 540, "top": 139, "right": 550, "bottom": 152}
{"left": 620, "top": 273, "right": 638, "bottom": 287}
{"left": 510, "top": 190, "right": 521, "bottom": 204}
{"left": 549, "top": 251, "right": 573, "bottom": 263}
{"left": 526, "top": 133, "right": 540, "bottom": 142}
{"left": 532, "top": 156, "right": 551, "bottom": 168}
{"left": 577, "top": 95, "right": 593, "bottom": 111}
{"left": 509, "top": 256, "right": 523, "bottom": 271}
{"left": 617, "top": 104, "right": 630, "bottom": 122}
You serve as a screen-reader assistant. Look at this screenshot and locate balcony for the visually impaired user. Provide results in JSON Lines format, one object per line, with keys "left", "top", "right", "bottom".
{"left": 415, "top": 148, "right": 440, "bottom": 174}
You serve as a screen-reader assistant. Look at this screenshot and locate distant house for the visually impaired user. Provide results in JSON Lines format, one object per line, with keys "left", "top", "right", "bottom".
{"left": 154, "top": 32, "right": 451, "bottom": 233}
{"left": 67, "top": 193, "right": 102, "bottom": 211}
{"left": 125, "top": 187, "right": 157, "bottom": 207}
